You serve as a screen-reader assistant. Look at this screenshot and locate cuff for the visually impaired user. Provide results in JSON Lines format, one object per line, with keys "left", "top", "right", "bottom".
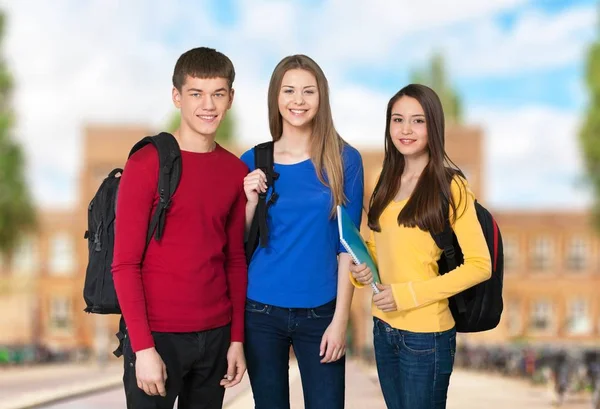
{"left": 391, "top": 282, "right": 418, "bottom": 311}
{"left": 349, "top": 270, "right": 365, "bottom": 289}
{"left": 130, "top": 332, "right": 155, "bottom": 353}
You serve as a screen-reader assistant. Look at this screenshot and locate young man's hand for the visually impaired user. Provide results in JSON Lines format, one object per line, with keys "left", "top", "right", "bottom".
{"left": 135, "top": 347, "right": 168, "bottom": 397}
{"left": 220, "top": 342, "right": 246, "bottom": 388}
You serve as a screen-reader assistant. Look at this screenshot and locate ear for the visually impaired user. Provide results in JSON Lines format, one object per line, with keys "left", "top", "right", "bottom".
{"left": 172, "top": 87, "right": 182, "bottom": 108}
{"left": 228, "top": 88, "right": 235, "bottom": 109}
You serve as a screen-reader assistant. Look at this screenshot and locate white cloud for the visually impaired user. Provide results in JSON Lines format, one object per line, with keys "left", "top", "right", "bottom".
{"left": 446, "top": 6, "right": 598, "bottom": 77}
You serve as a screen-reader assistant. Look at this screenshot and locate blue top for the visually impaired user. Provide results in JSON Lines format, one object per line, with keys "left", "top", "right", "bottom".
{"left": 241, "top": 143, "right": 364, "bottom": 308}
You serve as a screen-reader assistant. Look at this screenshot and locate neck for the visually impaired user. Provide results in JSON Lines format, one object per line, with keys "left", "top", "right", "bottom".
{"left": 173, "top": 127, "right": 216, "bottom": 153}
{"left": 278, "top": 122, "right": 312, "bottom": 154}
{"left": 402, "top": 151, "right": 429, "bottom": 179}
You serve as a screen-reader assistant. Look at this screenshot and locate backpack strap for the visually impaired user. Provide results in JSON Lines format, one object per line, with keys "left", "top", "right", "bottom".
{"left": 129, "top": 132, "right": 182, "bottom": 245}
{"left": 245, "top": 142, "right": 278, "bottom": 260}
{"left": 430, "top": 198, "right": 467, "bottom": 314}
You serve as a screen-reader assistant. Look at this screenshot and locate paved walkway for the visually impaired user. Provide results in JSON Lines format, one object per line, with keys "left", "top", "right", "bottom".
{"left": 2, "top": 360, "right": 595, "bottom": 408}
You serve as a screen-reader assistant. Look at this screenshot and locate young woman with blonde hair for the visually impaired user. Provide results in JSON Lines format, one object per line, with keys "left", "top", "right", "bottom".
{"left": 241, "top": 54, "right": 364, "bottom": 409}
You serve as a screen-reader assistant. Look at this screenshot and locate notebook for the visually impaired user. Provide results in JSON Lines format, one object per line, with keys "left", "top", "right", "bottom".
{"left": 336, "top": 205, "right": 381, "bottom": 294}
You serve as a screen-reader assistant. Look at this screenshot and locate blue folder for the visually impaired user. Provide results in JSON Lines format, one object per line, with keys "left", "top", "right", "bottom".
{"left": 336, "top": 205, "right": 381, "bottom": 293}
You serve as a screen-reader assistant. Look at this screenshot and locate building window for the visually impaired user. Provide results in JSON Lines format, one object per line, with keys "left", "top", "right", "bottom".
{"left": 504, "top": 236, "right": 519, "bottom": 272}
{"left": 50, "top": 297, "right": 73, "bottom": 331}
{"left": 49, "top": 233, "right": 75, "bottom": 276}
{"left": 507, "top": 299, "right": 522, "bottom": 336}
{"left": 565, "top": 298, "right": 591, "bottom": 335}
{"left": 530, "top": 236, "right": 553, "bottom": 272}
{"left": 529, "top": 299, "right": 555, "bottom": 333}
{"left": 12, "top": 237, "right": 39, "bottom": 275}
{"left": 566, "top": 237, "right": 588, "bottom": 272}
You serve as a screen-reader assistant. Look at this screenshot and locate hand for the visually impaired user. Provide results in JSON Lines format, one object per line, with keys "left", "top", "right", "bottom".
{"left": 220, "top": 342, "right": 246, "bottom": 388}
{"left": 373, "top": 284, "right": 397, "bottom": 312}
{"left": 350, "top": 262, "right": 373, "bottom": 286}
{"left": 135, "top": 347, "right": 168, "bottom": 397}
{"left": 319, "top": 318, "right": 347, "bottom": 363}
{"left": 243, "top": 169, "right": 267, "bottom": 204}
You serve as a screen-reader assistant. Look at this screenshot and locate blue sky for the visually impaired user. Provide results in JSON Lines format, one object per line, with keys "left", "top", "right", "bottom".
{"left": 1, "top": 0, "right": 598, "bottom": 210}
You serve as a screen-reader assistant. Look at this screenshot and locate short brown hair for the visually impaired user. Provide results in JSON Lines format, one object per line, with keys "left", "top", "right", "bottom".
{"left": 172, "top": 47, "right": 235, "bottom": 91}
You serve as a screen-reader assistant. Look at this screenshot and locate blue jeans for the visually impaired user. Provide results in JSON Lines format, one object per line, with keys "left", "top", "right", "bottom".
{"left": 373, "top": 317, "right": 456, "bottom": 409}
{"left": 244, "top": 298, "right": 345, "bottom": 409}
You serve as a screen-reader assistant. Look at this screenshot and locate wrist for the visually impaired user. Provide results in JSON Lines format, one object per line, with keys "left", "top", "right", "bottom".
{"left": 135, "top": 346, "right": 157, "bottom": 357}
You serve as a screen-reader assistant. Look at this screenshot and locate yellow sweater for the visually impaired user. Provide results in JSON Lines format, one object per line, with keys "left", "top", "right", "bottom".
{"left": 352, "top": 177, "right": 491, "bottom": 332}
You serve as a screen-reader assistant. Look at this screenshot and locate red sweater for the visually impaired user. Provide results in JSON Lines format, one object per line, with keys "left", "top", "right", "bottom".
{"left": 112, "top": 143, "right": 248, "bottom": 353}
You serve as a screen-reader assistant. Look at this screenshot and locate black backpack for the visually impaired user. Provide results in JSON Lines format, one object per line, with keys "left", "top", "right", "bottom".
{"left": 82, "top": 132, "right": 182, "bottom": 314}
{"left": 431, "top": 197, "right": 504, "bottom": 333}
{"left": 245, "top": 142, "right": 278, "bottom": 263}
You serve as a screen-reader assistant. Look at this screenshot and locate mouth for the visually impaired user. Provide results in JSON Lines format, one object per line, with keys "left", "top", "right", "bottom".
{"left": 399, "top": 138, "right": 417, "bottom": 145}
{"left": 197, "top": 114, "right": 218, "bottom": 123}
{"left": 289, "top": 109, "right": 308, "bottom": 116}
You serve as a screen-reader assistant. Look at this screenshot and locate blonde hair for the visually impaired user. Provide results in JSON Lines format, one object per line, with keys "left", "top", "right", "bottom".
{"left": 267, "top": 55, "right": 345, "bottom": 215}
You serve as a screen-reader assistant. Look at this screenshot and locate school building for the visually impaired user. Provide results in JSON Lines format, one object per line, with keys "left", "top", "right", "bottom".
{"left": 0, "top": 124, "right": 598, "bottom": 359}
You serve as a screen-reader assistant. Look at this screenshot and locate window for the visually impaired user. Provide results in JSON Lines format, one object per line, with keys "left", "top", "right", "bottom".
{"left": 50, "top": 297, "right": 72, "bottom": 331}
{"left": 566, "top": 237, "right": 588, "bottom": 272}
{"left": 12, "top": 237, "right": 39, "bottom": 275}
{"left": 504, "top": 236, "right": 519, "bottom": 272}
{"left": 529, "top": 299, "right": 555, "bottom": 333}
{"left": 506, "top": 299, "right": 522, "bottom": 336}
{"left": 530, "top": 236, "right": 553, "bottom": 272}
{"left": 566, "top": 298, "right": 591, "bottom": 335}
{"left": 49, "top": 233, "right": 75, "bottom": 276}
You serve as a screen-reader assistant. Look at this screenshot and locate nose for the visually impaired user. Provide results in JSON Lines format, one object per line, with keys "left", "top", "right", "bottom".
{"left": 294, "top": 92, "right": 305, "bottom": 105}
{"left": 401, "top": 121, "right": 412, "bottom": 135}
{"left": 201, "top": 94, "right": 216, "bottom": 110}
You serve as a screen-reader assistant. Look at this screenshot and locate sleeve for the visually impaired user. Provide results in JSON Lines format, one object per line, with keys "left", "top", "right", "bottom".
{"left": 338, "top": 147, "right": 365, "bottom": 253}
{"left": 111, "top": 147, "right": 157, "bottom": 353}
{"left": 224, "top": 174, "right": 249, "bottom": 342}
{"left": 391, "top": 177, "right": 492, "bottom": 311}
{"left": 349, "top": 229, "right": 378, "bottom": 289}
{"left": 240, "top": 148, "right": 255, "bottom": 172}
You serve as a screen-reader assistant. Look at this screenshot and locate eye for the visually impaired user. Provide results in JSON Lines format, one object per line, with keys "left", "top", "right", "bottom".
{"left": 191, "top": 93, "right": 200, "bottom": 98}
{"left": 283, "top": 89, "right": 293, "bottom": 94}
{"left": 415, "top": 118, "right": 425, "bottom": 124}
{"left": 305, "top": 90, "right": 315, "bottom": 95}
{"left": 392, "top": 118, "right": 402, "bottom": 123}
{"left": 214, "top": 93, "right": 225, "bottom": 97}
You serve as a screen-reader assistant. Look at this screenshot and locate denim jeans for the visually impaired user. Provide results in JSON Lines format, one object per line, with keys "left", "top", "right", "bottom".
{"left": 244, "top": 298, "right": 345, "bottom": 409}
{"left": 373, "top": 317, "right": 456, "bottom": 409}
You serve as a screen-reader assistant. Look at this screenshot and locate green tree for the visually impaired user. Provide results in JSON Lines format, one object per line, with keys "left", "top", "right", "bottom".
{"left": 579, "top": 7, "right": 600, "bottom": 229}
{"left": 411, "top": 53, "right": 463, "bottom": 123}
{"left": 166, "top": 109, "right": 236, "bottom": 146}
{"left": 0, "top": 11, "right": 35, "bottom": 262}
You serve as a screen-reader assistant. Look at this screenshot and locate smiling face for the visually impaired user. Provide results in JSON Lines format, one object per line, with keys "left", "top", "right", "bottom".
{"left": 389, "top": 96, "right": 429, "bottom": 159}
{"left": 277, "top": 69, "right": 319, "bottom": 132}
{"left": 172, "top": 75, "right": 234, "bottom": 139}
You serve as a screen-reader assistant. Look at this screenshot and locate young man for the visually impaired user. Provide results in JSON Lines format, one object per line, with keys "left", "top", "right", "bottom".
{"left": 112, "top": 47, "right": 248, "bottom": 409}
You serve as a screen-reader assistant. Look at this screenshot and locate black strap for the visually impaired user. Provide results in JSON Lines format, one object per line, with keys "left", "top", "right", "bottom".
{"left": 129, "top": 132, "right": 182, "bottom": 246}
{"left": 245, "top": 142, "right": 278, "bottom": 260}
{"left": 431, "top": 199, "right": 467, "bottom": 314}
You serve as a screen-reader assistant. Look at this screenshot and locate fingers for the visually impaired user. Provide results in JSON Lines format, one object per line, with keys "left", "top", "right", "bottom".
{"left": 351, "top": 265, "right": 373, "bottom": 285}
{"left": 156, "top": 378, "right": 167, "bottom": 397}
{"left": 321, "top": 343, "right": 336, "bottom": 363}
{"left": 244, "top": 170, "right": 268, "bottom": 192}
{"left": 319, "top": 336, "right": 327, "bottom": 358}
{"left": 229, "top": 362, "right": 246, "bottom": 387}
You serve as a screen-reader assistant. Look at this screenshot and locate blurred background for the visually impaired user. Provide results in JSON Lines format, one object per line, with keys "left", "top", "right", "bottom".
{"left": 0, "top": 0, "right": 599, "bottom": 408}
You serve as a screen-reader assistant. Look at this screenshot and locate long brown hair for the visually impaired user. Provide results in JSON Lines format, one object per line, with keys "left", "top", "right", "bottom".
{"left": 267, "top": 55, "right": 345, "bottom": 215}
{"left": 368, "top": 84, "right": 465, "bottom": 233}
